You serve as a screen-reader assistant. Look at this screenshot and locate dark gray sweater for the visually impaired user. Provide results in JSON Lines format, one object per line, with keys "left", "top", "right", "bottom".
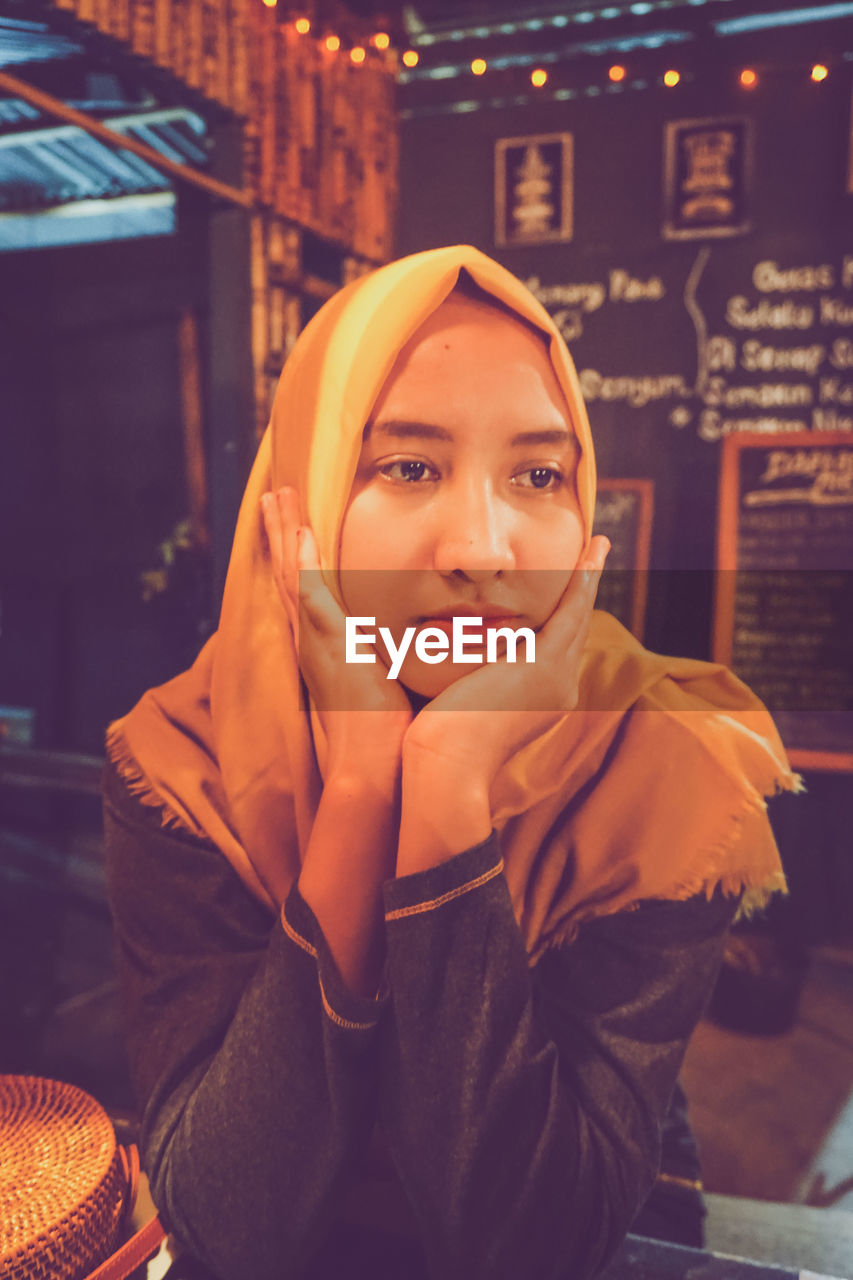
{"left": 102, "top": 757, "right": 739, "bottom": 1280}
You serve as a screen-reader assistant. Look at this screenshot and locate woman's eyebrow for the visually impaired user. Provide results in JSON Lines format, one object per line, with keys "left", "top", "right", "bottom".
{"left": 364, "top": 421, "right": 578, "bottom": 450}
{"left": 364, "top": 420, "right": 453, "bottom": 442}
{"left": 510, "top": 428, "right": 577, "bottom": 449}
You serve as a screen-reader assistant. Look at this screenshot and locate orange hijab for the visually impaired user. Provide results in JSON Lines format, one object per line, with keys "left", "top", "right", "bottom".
{"left": 107, "top": 245, "right": 800, "bottom": 964}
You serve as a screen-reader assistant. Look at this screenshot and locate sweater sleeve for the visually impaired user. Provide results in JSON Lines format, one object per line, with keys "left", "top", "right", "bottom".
{"left": 102, "top": 758, "right": 389, "bottom": 1280}
{"left": 379, "top": 830, "right": 739, "bottom": 1280}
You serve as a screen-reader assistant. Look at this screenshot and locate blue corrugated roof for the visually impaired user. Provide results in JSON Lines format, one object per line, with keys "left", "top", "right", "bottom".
{"left": 0, "top": 107, "right": 209, "bottom": 209}
{"left": 0, "top": 15, "right": 84, "bottom": 68}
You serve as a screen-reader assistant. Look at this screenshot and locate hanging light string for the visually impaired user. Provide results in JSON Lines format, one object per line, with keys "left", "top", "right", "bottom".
{"left": 256, "top": 1, "right": 416, "bottom": 69}
{"left": 254, "top": 1, "right": 835, "bottom": 95}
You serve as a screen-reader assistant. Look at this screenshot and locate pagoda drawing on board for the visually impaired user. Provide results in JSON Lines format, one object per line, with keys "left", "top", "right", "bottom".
{"left": 495, "top": 132, "right": 573, "bottom": 246}
{"left": 663, "top": 117, "right": 752, "bottom": 239}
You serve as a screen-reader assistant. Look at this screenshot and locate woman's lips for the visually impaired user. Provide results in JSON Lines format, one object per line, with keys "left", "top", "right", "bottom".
{"left": 416, "top": 614, "right": 523, "bottom": 633}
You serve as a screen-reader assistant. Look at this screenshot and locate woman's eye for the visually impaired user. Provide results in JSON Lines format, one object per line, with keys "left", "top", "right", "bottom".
{"left": 514, "top": 466, "right": 564, "bottom": 491}
{"left": 379, "top": 460, "right": 437, "bottom": 484}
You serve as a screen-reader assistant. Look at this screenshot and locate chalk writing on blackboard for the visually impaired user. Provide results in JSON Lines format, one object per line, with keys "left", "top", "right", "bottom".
{"left": 715, "top": 432, "right": 853, "bottom": 772}
{"left": 593, "top": 479, "right": 653, "bottom": 640}
{"left": 525, "top": 249, "right": 853, "bottom": 443}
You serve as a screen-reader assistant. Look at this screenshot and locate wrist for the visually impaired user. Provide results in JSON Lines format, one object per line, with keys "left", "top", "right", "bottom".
{"left": 397, "top": 742, "right": 492, "bottom": 876}
{"left": 323, "top": 761, "right": 401, "bottom": 803}
{"left": 325, "top": 717, "right": 408, "bottom": 787}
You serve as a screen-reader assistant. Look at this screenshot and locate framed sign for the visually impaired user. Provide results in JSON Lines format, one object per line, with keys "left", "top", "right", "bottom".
{"left": 714, "top": 431, "right": 853, "bottom": 772}
{"left": 593, "top": 478, "right": 654, "bottom": 640}
{"left": 663, "top": 117, "right": 752, "bottom": 240}
{"left": 494, "top": 132, "right": 573, "bottom": 247}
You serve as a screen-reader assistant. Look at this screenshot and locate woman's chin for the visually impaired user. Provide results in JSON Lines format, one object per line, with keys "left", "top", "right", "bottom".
{"left": 398, "top": 658, "right": 487, "bottom": 704}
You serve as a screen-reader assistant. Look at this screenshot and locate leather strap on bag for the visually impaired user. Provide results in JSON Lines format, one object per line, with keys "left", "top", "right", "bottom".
{"left": 85, "top": 1216, "right": 168, "bottom": 1280}
{"left": 84, "top": 1146, "right": 167, "bottom": 1280}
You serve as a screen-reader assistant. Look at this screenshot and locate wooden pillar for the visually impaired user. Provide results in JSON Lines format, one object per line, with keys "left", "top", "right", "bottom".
{"left": 203, "top": 118, "right": 255, "bottom": 610}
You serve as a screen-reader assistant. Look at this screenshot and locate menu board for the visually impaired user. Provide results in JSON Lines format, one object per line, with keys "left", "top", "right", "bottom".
{"left": 522, "top": 246, "right": 853, "bottom": 457}
{"left": 714, "top": 432, "right": 853, "bottom": 771}
{"left": 593, "top": 479, "right": 653, "bottom": 640}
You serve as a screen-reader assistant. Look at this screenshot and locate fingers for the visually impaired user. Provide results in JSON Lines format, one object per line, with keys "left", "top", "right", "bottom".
{"left": 261, "top": 487, "right": 344, "bottom": 644}
{"left": 261, "top": 487, "right": 302, "bottom": 636}
{"left": 536, "top": 536, "right": 610, "bottom": 661}
{"left": 577, "top": 534, "right": 611, "bottom": 573}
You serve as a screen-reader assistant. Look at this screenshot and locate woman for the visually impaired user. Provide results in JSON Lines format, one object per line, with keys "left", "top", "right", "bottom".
{"left": 103, "top": 245, "right": 799, "bottom": 1280}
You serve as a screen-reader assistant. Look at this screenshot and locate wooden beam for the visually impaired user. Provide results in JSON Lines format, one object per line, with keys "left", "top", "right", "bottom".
{"left": 0, "top": 68, "right": 255, "bottom": 209}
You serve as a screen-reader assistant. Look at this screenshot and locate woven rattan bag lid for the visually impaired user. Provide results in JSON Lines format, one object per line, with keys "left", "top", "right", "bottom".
{"left": 0, "top": 1075, "right": 129, "bottom": 1280}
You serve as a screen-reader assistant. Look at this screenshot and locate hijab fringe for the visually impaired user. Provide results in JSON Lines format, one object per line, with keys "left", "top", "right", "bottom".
{"left": 105, "top": 722, "right": 194, "bottom": 836}
{"left": 532, "top": 766, "right": 802, "bottom": 965}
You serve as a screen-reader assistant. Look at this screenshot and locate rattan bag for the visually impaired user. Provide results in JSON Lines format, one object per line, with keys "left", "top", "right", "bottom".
{"left": 0, "top": 1075, "right": 161, "bottom": 1280}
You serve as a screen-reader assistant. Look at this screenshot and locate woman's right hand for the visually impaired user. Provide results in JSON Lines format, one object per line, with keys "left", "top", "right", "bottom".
{"left": 261, "top": 486, "right": 412, "bottom": 783}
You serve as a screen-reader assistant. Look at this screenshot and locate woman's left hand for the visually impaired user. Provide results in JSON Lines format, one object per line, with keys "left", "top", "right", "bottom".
{"left": 396, "top": 537, "right": 609, "bottom": 874}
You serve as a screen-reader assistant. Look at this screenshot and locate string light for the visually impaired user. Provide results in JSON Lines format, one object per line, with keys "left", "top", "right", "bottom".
{"left": 294, "top": 17, "right": 310, "bottom": 33}
{"left": 471, "top": 57, "right": 487, "bottom": 75}
{"left": 608, "top": 64, "right": 626, "bottom": 82}
{"left": 372, "top": 32, "right": 390, "bottom": 50}
{"left": 811, "top": 62, "right": 828, "bottom": 81}
{"left": 325, "top": 34, "right": 340, "bottom": 52}
{"left": 350, "top": 45, "right": 366, "bottom": 64}
{"left": 663, "top": 69, "right": 680, "bottom": 86}
{"left": 402, "top": 49, "right": 419, "bottom": 67}
{"left": 531, "top": 68, "right": 547, "bottom": 87}
{"left": 739, "top": 67, "right": 757, "bottom": 87}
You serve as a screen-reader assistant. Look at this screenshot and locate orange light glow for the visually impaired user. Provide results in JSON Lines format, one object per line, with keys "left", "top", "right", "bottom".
{"left": 262, "top": 0, "right": 276, "bottom": 7}
{"left": 739, "top": 68, "right": 757, "bottom": 88}
{"left": 350, "top": 46, "right": 366, "bottom": 64}
{"left": 402, "top": 49, "right": 419, "bottom": 68}
{"left": 325, "top": 34, "right": 341, "bottom": 52}
{"left": 295, "top": 17, "right": 310, "bottom": 34}
{"left": 372, "top": 32, "right": 391, "bottom": 50}
{"left": 663, "top": 69, "right": 680, "bottom": 87}
{"left": 531, "top": 68, "right": 548, "bottom": 87}
{"left": 811, "top": 63, "right": 829, "bottom": 82}
{"left": 471, "top": 58, "right": 487, "bottom": 75}
{"left": 608, "top": 64, "right": 626, "bottom": 82}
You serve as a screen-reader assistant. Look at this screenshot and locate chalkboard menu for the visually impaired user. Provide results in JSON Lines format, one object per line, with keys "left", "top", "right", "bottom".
{"left": 714, "top": 432, "right": 853, "bottom": 772}
{"left": 593, "top": 479, "right": 653, "bottom": 639}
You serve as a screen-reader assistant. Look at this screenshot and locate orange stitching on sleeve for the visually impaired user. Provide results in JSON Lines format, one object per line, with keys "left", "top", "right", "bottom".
{"left": 281, "top": 905, "right": 318, "bottom": 959}
{"left": 385, "top": 860, "right": 504, "bottom": 921}
{"left": 318, "top": 979, "right": 378, "bottom": 1031}
{"left": 282, "top": 906, "right": 378, "bottom": 1031}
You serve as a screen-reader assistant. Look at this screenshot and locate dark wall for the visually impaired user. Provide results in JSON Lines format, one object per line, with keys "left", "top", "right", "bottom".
{"left": 0, "top": 213, "right": 211, "bottom": 755}
{"left": 399, "top": 64, "right": 850, "bottom": 604}
{"left": 397, "top": 47, "right": 853, "bottom": 938}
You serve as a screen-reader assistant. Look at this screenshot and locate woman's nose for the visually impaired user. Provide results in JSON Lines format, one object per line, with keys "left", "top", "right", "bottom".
{"left": 432, "top": 487, "right": 516, "bottom": 578}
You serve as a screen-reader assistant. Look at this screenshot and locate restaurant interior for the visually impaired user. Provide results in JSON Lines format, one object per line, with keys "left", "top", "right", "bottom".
{"left": 0, "top": 0, "right": 852, "bottom": 1276}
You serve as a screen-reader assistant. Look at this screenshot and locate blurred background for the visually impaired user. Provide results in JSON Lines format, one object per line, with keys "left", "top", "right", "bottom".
{"left": 0, "top": 0, "right": 851, "bottom": 1271}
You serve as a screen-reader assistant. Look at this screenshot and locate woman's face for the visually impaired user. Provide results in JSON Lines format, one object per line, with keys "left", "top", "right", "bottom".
{"left": 338, "top": 292, "right": 587, "bottom": 697}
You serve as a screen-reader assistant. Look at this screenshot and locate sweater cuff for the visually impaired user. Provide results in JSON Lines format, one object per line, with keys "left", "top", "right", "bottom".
{"left": 281, "top": 885, "right": 390, "bottom": 1031}
{"left": 382, "top": 830, "right": 503, "bottom": 922}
